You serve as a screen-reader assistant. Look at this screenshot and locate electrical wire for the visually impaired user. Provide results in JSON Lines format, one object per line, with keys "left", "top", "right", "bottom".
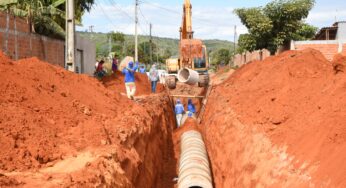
{"left": 138, "top": 0, "right": 222, "bottom": 27}
{"left": 138, "top": 6, "right": 150, "bottom": 26}
{"left": 95, "top": 2, "right": 118, "bottom": 28}
{"left": 107, "top": 0, "right": 135, "bottom": 22}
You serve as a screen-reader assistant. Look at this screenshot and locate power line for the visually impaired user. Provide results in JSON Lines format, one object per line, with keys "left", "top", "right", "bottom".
{"left": 139, "top": 0, "right": 180, "bottom": 14}
{"left": 139, "top": 0, "right": 221, "bottom": 27}
{"left": 95, "top": 2, "right": 118, "bottom": 28}
{"left": 107, "top": 0, "right": 135, "bottom": 22}
{"left": 138, "top": 6, "right": 150, "bottom": 26}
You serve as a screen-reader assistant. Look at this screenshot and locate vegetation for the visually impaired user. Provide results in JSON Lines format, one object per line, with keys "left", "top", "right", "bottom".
{"left": 0, "top": 0, "right": 95, "bottom": 39}
{"left": 79, "top": 31, "right": 235, "bottom": 66}
{"left": 235, "top": 0, "right": 317, "bottom": 54}
{"left": 211, "top": 48, "right": 232, "bottom": 67}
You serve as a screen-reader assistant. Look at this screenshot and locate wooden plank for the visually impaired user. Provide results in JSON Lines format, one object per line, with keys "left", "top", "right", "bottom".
{"left": 169, "top": 95, "right": 205, "bottom": 98}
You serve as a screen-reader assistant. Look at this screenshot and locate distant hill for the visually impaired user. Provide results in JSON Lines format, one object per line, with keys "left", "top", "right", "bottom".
{"left": 78, "top": 31, "right": 235, "bottom": 58}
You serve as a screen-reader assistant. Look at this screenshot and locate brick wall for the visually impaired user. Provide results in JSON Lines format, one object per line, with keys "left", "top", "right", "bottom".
{"left": 0, "top": 11, "right": 64, "bottom": 67}
{"left": 294, "top": 43, "right": 339, "bottom": 61}
{"left": 234, "top": 49, "right": 271, "bottom": 67}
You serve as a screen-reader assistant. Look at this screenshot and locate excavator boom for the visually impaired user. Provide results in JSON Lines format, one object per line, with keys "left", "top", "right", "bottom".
{"left": 180, "top": 0, "right": 193, "bottom": 40}
{"left": 165, "top": 0, "right": 209, "bottom": 89}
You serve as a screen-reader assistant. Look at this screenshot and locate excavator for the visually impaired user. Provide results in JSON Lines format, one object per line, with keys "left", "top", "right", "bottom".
{"left": 165, "top": 0, "right": 209, "bottom": 89}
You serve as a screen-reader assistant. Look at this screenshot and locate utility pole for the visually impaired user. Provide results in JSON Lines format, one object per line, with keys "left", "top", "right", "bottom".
{"left": 108, "top": 35, "right": 112, "bottom": 54}
{"left": 135, "top": 0, "right": 139, "bottom": 62}
{"left": 89, "top": 25, "right": 94, "bottom": 33}
{"left": 66, "top": 0, "right": 75, "bottom": 72}
{"left": 234, "top": 25, "right": 237, "bottom": 53}
{"left": 231, "top": 25, "right": 237, "bottom": 68}
{"left": 150, "top": 23, "right": 153, "bottom": 65}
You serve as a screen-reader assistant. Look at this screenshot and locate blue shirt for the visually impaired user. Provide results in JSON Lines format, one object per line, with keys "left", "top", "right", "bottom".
{"left": 188, "top": 103, "right": 196, "bottom": 113}
{"left": 122, "top": 63, "right": 139, "bottom": 83}
{"left": 175, "top": 103, "right": 185, "bottom": 114}
{"left": 139, "top": 67, "right": 146, "bottom": 73}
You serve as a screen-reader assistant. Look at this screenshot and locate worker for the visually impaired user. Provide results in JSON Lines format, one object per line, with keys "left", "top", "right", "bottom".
{"left": 187, "top": 99, "right": 196, "bottom": 116}
{"left": 149, "top": 64, "right": 159, "bottom": 93}
{"left": 122, "top": 61, "right": 139, "bottom": 100}
{"left": 139, "top": 65, "right": 146, "bottom": 73}
{"left": 175, "top": 99, "right": 185, "bottom": 127}
{"left": 112, "top": 56, "right": 118, "bottom": 73}
{"left": 94, "top": 60, "right": 106, "bottom": 79}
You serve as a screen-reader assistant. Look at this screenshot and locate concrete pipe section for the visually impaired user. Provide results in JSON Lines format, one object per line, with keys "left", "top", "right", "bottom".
{"left": 178, "top": 130, "right": 213, "bottom": 188}
{"left": 178, "top": 68, "right": 200, "bottom": 85}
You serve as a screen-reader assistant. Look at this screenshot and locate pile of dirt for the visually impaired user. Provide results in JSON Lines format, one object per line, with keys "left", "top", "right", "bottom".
{"left": 102, "top": 71, "right": 164, "bottom": 95}
{"left": 0, "top": 53, "right": 176, "bottom": 187}
{"left": 202, "top": 49, "right": 346, "bottom": 187}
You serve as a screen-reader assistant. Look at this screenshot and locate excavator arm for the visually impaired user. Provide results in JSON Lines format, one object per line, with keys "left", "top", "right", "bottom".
{"left": 180, "top": 0, "right": 193, "bottom": 40}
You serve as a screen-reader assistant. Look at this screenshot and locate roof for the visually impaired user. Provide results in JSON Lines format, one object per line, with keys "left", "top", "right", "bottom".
{"left": 314, "top": 26, "right": 338, "bottom": 40}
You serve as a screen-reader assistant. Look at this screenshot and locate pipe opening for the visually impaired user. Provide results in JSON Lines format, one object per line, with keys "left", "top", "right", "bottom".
{"left": 178, "top": 68, "right": 190, "bottom": 82}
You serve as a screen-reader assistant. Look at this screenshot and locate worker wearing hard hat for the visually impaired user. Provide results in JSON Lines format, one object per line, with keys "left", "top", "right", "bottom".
{"left": 122, "top": 61, "right": 139, "bottom": 100}
{"left": 187, "top": 99, "right": 196, "bottom": 116}
{"left": 175, "top": 99, "right": 185, "bottom": 127}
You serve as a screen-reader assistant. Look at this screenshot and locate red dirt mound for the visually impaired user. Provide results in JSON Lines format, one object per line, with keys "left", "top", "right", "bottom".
{"left": 203, "top": 49, "right": 346, "bottom": 187}
{"left": 0, "top": 56, "right": 126, "bottom": 171}
{"left": 102, "top": 71, "right": 164, "bottom": 95}
{"left": 0, "top": 54, "right": 176, "bottom": 187}
{"left": 332, "top": 53, "right": 346, "bottom": 74}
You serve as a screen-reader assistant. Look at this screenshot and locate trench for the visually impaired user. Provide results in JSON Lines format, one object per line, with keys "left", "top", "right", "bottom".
{"left": 131, "top": 84, "right": 214, "bottom": 188}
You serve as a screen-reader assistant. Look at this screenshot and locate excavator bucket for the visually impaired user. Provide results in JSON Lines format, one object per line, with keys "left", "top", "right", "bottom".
{"left": 180, "top": 39, "right": 203, "bottom": 60}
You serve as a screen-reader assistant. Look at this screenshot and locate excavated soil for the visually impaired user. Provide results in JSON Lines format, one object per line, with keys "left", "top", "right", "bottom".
{"left": 102, "top": 72, "right": 164, "bottom": 96}
{"left": 0, "top": 52, "right": 177, "bottom": 187}
{"left": 202, "top": 49, "right": 346, "bottom": 187}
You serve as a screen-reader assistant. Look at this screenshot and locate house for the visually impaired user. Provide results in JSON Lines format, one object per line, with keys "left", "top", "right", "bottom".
{"left": 291, "top": 21, "right": 346, "bottom": 61}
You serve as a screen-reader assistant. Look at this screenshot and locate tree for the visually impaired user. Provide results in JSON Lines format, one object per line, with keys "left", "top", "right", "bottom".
{"left": 0, "top": 0, "right": 95, "bottom": 39}
{"left": 108, "top": 31, "right": 125, "bottom": 44}
{"left": 235, "top": 0, "right": 316, "bottom": 54}
{"left": 212, "top": 48, "right": 231, "bottom": 66}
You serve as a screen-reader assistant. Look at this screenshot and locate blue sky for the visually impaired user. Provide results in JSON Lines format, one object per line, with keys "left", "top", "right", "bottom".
{"left": 78, "top": 0, "right": 346, "bottom": 41}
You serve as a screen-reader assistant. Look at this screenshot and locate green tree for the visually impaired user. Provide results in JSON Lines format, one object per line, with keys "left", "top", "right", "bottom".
{"left": 212, "top": 48, "right": 231, "bottom": 66}
{"left": 235, "top": 0, "right": 316, "bottom": 54}
{"left": 0, "top": 0, "right": 95, "bottom": 38}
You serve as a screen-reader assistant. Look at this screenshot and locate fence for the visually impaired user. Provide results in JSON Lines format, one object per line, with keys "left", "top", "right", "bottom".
{"left": 0, "top": 11, "right": 65, "bottom": 67}
{"left": 233, "top": 49, "right": 271, "bottom": 67}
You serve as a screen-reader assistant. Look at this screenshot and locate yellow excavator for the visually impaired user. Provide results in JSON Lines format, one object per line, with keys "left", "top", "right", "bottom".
{"left": 165, "top": 0, "right": 209, "bottom": 89}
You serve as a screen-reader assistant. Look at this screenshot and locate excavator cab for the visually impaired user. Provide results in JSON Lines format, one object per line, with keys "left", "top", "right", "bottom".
{"left": 193, "top": 45, "right": 208, "bottom": 70}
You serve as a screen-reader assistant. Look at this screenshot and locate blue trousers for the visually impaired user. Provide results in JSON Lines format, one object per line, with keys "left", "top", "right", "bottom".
{"left": 151, "top": 81, "right": 157, "bottom": 93}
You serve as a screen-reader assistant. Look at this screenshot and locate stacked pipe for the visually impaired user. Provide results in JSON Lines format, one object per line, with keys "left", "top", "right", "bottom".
{"left": 178, "top": 130, "right": 213, "bottom": 188}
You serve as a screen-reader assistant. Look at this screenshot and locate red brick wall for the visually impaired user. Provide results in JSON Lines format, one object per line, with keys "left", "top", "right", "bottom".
{"left": 343, "top": 44, "right": 346, "bottom": 56}
{"left": 294, "top": 43, "right": 339, "bottom": 61}
{"left": 0, "top": 11, "right": 64, "bottom": 67}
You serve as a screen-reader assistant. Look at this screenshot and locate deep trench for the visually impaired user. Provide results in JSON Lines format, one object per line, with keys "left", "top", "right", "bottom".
{"left": 137, "top": 87, "right": 214, "bottom": 188}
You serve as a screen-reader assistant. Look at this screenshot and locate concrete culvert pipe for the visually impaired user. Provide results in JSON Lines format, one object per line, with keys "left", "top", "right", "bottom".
{"left": 178, "top": 68, "right": 200, "bottom": 85}
{"left": 178, "top": 130, "right": 213, "bottom": 188}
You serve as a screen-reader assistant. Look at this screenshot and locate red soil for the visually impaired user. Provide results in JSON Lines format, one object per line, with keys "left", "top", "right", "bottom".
{"left": 0, "top": 53, "right": 176, "bottom": 187}
{"left": 102, "top": 71, "right": 164, "bottom": 95}
{"left": 203, "top": 49, "right": 346, "bottom": 187}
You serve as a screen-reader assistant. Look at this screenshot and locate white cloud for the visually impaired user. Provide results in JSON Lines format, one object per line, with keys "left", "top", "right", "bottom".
{"left": 79, "top": 1, "right": 344, "bottom": 41}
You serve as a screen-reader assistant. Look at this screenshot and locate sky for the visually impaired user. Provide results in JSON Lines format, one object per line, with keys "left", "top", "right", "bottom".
{"left": 77, "top": 0, "right": 346, "bottom": 41}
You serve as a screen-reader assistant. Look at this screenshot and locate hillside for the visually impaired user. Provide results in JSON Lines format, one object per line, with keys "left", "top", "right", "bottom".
{"left": 77, "top": 31, "right": 235, "bottom": 58}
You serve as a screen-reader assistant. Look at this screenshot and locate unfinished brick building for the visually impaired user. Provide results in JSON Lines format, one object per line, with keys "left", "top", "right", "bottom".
{"left": 291, "top": 21, "right": 346, "bottom": 61}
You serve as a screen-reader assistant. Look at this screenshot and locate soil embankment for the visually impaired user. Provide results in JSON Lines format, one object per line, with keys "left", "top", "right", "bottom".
{"left": 0, "top": 52, "right": 177, "bottom": 187}
{"left": 202, "top": 49, "right": 346, "bottom": 187}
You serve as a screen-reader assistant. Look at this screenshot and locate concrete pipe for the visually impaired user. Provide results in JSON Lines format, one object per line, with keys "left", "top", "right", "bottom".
{"left": 178, "top": 130, "right": 213, "bottom": 188}
{"left": 178, "top": 68, "right": 200, "bottom": 85}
